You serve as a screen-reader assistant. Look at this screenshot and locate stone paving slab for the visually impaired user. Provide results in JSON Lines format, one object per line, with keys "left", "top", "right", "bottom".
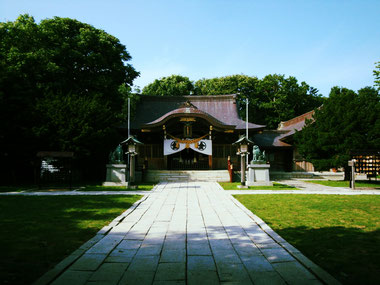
{"left": 35, "top": 181, "right": 340, "bottom": 285}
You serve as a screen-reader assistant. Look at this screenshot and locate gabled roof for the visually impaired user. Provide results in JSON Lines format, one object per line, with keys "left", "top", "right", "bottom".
{"left": 252, "top": 110, "right": 316, "bottom": 148}
{"left": 144, "top": 105, "right": 235, "bottom": 129}
{"left": 128, "top": 94, "right": 265, "bottom": 131}
{"left": 252, "top": 131, "right": 292, "bottom": 148}
{"left": 277, "top": 110, "right": 315, "bottom": 137}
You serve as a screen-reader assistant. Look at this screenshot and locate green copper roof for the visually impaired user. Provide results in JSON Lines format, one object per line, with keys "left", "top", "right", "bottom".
{"left": 232, "top": 135, "right": 254, "bottom": 145}
{"left": 120, "top": 136, "right": 144, "bottom": 145}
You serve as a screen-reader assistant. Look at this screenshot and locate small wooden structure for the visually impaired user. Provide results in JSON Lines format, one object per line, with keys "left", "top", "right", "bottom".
{"left": 36, "top": 151, "right": 74, "bottom": 189}
{"left": 351, "top": 150, "right": 380, "bottom": 179}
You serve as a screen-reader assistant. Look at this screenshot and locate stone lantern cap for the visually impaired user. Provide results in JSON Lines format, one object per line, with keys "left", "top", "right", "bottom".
{"left": 120, "top": 136, "right": 144, "bottom": 146}
{"left": 232, "top": 135, "right": 254, "bottom": 145}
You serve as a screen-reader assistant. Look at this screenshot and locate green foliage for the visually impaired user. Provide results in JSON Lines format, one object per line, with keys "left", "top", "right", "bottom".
{"left": 374, "top": 61, "right": 380, "bottom": 89}
{"left": 34, "top": 92, "right": 119, "bottom": 155}
{"left": 194, "top": 74, "right": 258, "bottom": 96}
{"left": 142, "top": 74, "right": 194, "bottom": 96}
{"left": 295, "top": 86, "right": 380, "bottom": 170}
{"left": 0, "top": 14, "right": 139, "bottom": 181}
{"left": 255, "top": 74, "right": 324, "bottom": 129}
{"left": 194, "top": 74, "right": 324, "bottom": 129}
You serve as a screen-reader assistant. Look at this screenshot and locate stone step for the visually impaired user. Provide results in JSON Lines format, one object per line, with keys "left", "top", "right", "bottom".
{"left": 145, "top": 170, "right": 230, "bottom": 182}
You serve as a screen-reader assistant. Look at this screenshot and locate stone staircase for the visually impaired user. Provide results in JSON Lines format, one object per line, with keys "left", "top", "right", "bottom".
{"left": 145, "top": 170, "right": 230, "bottom": 182}
{"left": 144, "top": 170, "right": 347, "bottom": 182}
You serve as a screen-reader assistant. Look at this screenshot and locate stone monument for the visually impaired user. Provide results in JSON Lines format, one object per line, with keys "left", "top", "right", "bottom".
{"left": 246, "top": 145, "right": 272, "bottom": 186}
{"left": 103, "top": 145, "right": 127, "bottom": 186}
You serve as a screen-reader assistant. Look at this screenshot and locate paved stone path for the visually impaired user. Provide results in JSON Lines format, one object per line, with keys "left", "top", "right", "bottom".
{"left": 36, "top": 182, "right": 339, "bottom": 285}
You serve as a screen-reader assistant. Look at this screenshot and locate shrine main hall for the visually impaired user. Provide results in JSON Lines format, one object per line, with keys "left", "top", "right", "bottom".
{"left": 124, "top": 94, "right": 314, "bottom": 173}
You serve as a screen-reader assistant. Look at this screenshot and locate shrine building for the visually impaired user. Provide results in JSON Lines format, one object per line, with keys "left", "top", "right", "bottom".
{"left": 124, "top": 94, "right": 313, "bottom": 172}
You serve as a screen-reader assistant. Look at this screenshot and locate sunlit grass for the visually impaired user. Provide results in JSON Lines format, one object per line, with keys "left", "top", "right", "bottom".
{"left": 218, "top": 182, "right": 299, "bottom": 190}
{"left": 235, "top": 194, "right": 380, "bottom": 285}
{"left": 305, "top": 180, "right": 380, "bottom": 189}
{"left": 80, "top": 182, "right": 156, "bottom": 191}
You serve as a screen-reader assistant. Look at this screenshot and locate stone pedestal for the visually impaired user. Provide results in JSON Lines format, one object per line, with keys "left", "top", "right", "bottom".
{"left": 103, "top": 164, "right": 127, "bottom": 186}
{"left": 247, "top": 163, "right": 273, "bottom": 186}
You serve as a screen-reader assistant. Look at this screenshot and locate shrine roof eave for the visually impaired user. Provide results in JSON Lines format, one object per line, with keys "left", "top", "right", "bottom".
{"left": 141, "top": 107, "right": 236, "bottom": 130}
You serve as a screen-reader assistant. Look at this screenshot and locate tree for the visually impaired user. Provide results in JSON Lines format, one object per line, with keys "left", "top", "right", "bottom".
{"left": 0, "top": 15, "right": 139, "bottom": 182}
{"left": 374, "top": 61, "right": 380, "bottom": 89}
{"left": 194, "top": 74, "right": 324, "bottom": 129}
{"left": 294, "top": 86, "right": 380, "bottom": 171}
{"left": 194, "top": 74, "right": 259, "bottom": 96}
{"left": 142, "top": 75, "right": 194, "bottom": 96}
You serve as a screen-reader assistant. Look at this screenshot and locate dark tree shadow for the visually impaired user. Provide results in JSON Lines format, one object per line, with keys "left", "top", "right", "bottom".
{"left": 274, "top": 226, "right": 380, "bottom": 285}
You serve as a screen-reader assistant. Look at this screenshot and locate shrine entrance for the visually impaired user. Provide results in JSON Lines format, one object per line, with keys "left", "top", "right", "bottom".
{"left": 168, "top": 148, "right": 209, "bottom": 170}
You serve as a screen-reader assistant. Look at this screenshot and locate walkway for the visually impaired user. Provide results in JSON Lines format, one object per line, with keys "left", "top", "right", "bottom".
{"left": 36, "top": 182, "right": 338, "bottom": 285}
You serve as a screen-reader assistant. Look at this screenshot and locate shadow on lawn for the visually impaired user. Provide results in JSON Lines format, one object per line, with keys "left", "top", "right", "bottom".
{"left": 274, "top": 226, "right": 380, "bottom": 285}
{"left": 0, "top": 195, "right": 140, "bottom": 285}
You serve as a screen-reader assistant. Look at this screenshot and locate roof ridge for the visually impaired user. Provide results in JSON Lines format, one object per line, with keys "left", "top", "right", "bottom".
{"left": 278, "top": 110, "right": 315, "bottom": 129}
{"left": 139, "top": 94, "right": 237, "bottom": 100}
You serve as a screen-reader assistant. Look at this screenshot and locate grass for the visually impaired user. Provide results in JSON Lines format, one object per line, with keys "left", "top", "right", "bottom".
{"left": 0, "top": 182, "right": 156, "bottom": 193}
{"left": 0, "top": 195, "right": 142, "bottom": 285}
{"left": 234, "top": 194, "right": 380, "bottom": 285}
{"left": 79, "top": 182, "right": 156, "bottom": 191}
{"left": 0, "top": 186, "right": 35, "bottom": 193}
{"left": 218, "top": 182, "right": 299, "bottom": 190}
{"left": 305, "top": 180, "right": 380, "bottom": 189}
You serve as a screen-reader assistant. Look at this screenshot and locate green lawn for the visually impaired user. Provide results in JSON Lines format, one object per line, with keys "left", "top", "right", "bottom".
{"left": 0, "top": 186, "right": 35, "bottom": 193}
{"left": 0, "top": 182, "right": 156, "bottom": 193}
{"left": 80, "top": 182, "right": 156, "bottom": 191}
{"left": 0, "top": 195, "right": 142, "bottom": 285}
{"left": 234, "top": 194, "right": 380, "bottom": 285}
{"left": 305, "top": 180, "right": 380, "bottom": 189}
{"left": 219, "top": 182, "right": 299, "bottom": 190}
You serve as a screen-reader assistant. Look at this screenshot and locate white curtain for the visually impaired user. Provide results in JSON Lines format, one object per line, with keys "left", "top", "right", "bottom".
{"left": 164, "top": 139, "right": 212, "bottom": 156}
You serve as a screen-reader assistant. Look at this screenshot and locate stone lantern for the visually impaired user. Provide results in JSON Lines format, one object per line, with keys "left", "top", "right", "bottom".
{"left": 233, "top": 136, "right": 253, "bottom": 187}
{"left": 121, "top": 136, "right": 143, "bottom": 187}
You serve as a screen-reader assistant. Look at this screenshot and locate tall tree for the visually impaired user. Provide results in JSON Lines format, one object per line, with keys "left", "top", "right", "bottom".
{"left": 374, "top": 61, "right": 380, "bottom": 89}
{"left": 294, "top": 86, "right": 380, "bottom": 171}
{"left": 142, "top": 75, "right": 194, "bottom": 96}
{"left": 0, "top": 15, "right": 139, "bottom": 182}
{"left": 256, "top": 74, "right": 324, "bottom": 129}
{"left": 194, "top": 74, "right": 324, "bottom": 129}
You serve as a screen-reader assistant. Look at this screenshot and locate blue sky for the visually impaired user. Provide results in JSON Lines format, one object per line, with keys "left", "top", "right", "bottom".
{"left": 1, "top": 0, "right": 379, "bottom": 96}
